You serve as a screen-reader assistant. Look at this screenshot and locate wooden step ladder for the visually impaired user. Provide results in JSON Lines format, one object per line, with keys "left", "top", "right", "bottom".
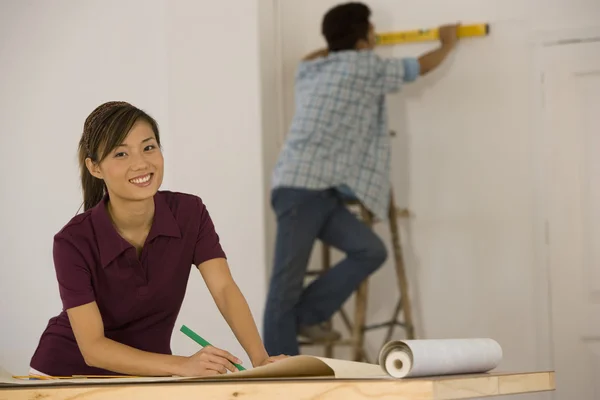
{"left": 299, "top": 190, "right": 415, "bottom": 362}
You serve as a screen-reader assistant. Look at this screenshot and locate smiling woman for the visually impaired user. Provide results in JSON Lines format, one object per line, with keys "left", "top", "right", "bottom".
{"left": 28, "top": 101, "right": 286, "bottom": 378}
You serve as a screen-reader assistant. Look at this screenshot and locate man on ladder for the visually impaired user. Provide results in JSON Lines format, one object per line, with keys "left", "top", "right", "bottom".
{"left": 263, "top": 2, "right": 459, "bottom": 357}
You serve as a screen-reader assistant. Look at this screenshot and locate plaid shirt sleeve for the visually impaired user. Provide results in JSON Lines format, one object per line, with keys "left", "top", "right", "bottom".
{"left": 363, "top": 55, "right": 421, "bottom": 94}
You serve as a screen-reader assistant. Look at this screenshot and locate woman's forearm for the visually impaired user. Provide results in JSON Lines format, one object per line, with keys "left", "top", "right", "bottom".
{"left": 215, "top": 283, "right": 269, "bottom": 365}
{"left": 84, "top": 337, "right": 185, "bottom": 376}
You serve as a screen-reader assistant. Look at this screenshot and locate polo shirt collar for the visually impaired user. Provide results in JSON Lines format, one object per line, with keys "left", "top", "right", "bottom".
{"left": 91, "top": 192, "right": 182, "bottom": 268}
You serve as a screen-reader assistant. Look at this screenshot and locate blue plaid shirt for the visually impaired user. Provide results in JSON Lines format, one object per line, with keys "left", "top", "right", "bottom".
{"left": 272, "top": 50, "right": 420, "bottom": 220}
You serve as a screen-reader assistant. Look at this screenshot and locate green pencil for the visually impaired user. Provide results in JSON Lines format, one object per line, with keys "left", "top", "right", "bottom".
{"left": 180, "top": 325, "right": 246, "bottom": 371}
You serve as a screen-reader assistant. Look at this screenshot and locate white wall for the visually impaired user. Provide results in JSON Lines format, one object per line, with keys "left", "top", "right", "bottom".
{"left": 0, "top": 0, "right": 266, "bottom": 375}
{"left": 266, "top": 0, "right": 600, "bottom": 389}
{"left": 166, "top": 0, "right": 267, "bottom": 367}
{"left": 257, "top": 0, "right": 281, "bottom": 284}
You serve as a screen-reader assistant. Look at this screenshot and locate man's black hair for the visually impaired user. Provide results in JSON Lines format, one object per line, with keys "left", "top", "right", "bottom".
{"left": 321, "top": 2, "right": 371, "bottom": 52}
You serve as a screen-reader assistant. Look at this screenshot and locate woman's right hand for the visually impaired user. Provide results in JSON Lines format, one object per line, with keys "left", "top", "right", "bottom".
{"left": 176, "top": 346, "right": 243, "bottom": 376}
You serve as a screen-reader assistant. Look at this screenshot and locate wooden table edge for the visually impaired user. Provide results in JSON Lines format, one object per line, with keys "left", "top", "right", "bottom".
{"left": 0, "top": 371, "right": 556, "bottom": 400}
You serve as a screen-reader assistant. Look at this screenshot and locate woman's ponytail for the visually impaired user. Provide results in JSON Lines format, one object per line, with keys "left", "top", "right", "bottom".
{"left": 78, "top": 137, "right": 105, "bottom": 211}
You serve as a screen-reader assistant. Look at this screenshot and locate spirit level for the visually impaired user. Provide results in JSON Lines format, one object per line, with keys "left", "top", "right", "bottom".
{"left": 376, "top": 23, "right": 489, "bottom": 46}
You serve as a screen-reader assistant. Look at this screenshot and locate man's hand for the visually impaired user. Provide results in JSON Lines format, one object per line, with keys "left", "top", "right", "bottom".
{"left": 439, "top": 23, "right": 460, "bottom": 48}
{"left": 252, "top": 354, "right": 289, "bottom": 367}
{"left": 418, "top": 23, "right": 460, "bottom": 76}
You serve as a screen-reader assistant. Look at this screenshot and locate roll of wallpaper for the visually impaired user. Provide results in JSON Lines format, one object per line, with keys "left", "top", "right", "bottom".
{"left": 378, "top": 338, "right": 502, "bottom": 378}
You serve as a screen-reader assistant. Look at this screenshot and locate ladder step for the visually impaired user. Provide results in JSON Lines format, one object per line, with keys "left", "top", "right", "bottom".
{"left": 363, "top": 320, "right": 408, "bottom": 331}
{"left": 299, "top": 339, "right": 355, "bottom": 346}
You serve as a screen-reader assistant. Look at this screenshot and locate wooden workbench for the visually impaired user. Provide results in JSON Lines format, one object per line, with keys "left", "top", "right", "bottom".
{"left": 0, "top": 370, "right": 555, "bottom": 400}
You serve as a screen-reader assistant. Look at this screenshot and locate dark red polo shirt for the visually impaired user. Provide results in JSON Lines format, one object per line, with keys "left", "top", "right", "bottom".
{"left": 30, "top": 190, "right": 226, "bottom": 376}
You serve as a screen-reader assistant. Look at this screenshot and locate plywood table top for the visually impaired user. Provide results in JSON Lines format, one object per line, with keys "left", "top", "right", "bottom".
{"left": 0, "top": 370, "right": 554, "bottom": 400}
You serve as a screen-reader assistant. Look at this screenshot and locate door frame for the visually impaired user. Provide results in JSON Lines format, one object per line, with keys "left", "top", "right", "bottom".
{"left": 270, "top": 0, "right": 287, "bottom": 147}
{"left": 530, "top": 26, "right": 600, "bottom": 374}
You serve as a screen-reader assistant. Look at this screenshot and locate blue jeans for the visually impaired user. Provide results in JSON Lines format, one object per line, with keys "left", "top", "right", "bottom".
{"left": 263, "top": 187, "right": 387, "bottom": 356}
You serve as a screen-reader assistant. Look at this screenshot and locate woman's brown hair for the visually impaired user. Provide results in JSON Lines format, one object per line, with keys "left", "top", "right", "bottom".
{"left": 77, "top": 101, "right": 161, "bottom": 211}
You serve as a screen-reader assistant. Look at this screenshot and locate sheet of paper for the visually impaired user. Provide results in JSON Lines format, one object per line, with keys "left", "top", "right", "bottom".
{"left": 0, "top": 338, "right": 503, "bottom": 386}
{"left": 208, "top": 355, "right": 335, "bottom": 380}
{"left": 378, "top": 338, "right": 503, "bottom": 378}
{"left": 316, "top": 357, "right": 388, "bottom": 379}
{"left": 0, "top": 356, "right": 336, "bottom": 386}
{"left": 0, "top": 367, "right": 192, "bottom": 386}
